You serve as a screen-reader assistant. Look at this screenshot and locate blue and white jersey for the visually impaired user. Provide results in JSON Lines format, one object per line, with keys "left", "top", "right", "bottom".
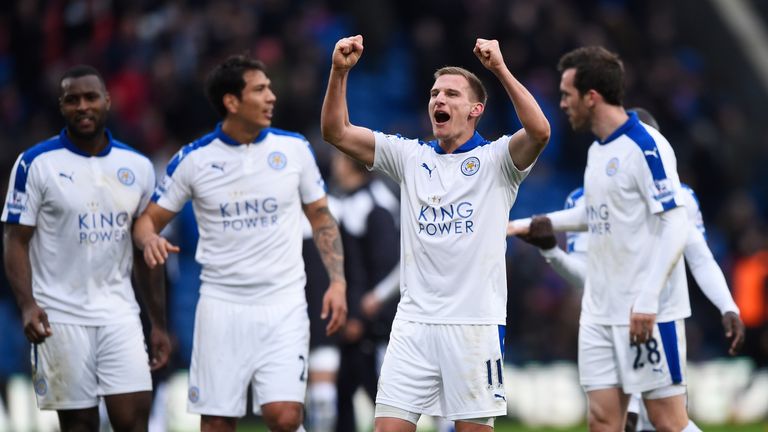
{"left": 581, "top": 112, "right": 690, "bottom": 325}
{"left": 373, "top": 131, "right": 532, "bottom": 325}
{"left": 1, "top": 129, "right": 153, "bottom": 325}
{"left": 564, "top": 187, "right": 587, "bottom": 254}
{"left": 153, "top": 124, "right": 326, "bottom": 304}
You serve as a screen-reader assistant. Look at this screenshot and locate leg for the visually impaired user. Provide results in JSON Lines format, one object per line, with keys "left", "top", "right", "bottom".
{"left": 374, "top": 417, "right": 417, "bottom": 432}
{"left": 643, "top": 394, "right": 689, "bottom": 432}
{"left": 586, "top": 387, "right": 630, "bottom": 432}
{"left": 57, "top": 407, "right": 99, "bottom": 432}
{"left": 261, "top": 401, "right": 304, "bottom": 432}
{"left": 200, "top": 415, "right": 237, "bottom": 432}
{"left": 103, "top": 391, "right": 152, "bottom": 432}
{"left": 455, "top": 420, "right": 492, "bottom": 432}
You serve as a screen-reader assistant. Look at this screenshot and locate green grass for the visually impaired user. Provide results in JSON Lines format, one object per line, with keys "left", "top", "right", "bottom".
{"left": 236, "top": 418, "right": 768, "bottom": 432}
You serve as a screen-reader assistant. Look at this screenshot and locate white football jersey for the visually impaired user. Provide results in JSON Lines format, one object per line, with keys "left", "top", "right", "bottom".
{"left": 581, "top": 113, "right": 690, "bottom": 325}
{"left": 372, "top": 131, "right": 532, "bottom": 325}
{"left": 564, "top": 187, "right": 588, "bottom": 254}
{"left": 153, "top": 125, "right": 326, "bottom": 304}
{"left": 1, "top": 129, "right": 154, "bottom": 325}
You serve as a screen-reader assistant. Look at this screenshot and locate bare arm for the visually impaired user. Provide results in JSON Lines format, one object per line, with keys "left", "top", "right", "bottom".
{"left": 132, "top": 202, "right": 179, "bottom": 268}
{"left": 321, "top": 35, "right": 376, "bottom": 166}
{"left": 3, "top": 224, "right": 51, "bottom": 343}
{"left": 473, "top": 39, "right": 550, "bottom": 170}
{"left": 132, "top": 243, "right": 171, "bottom": 370}
{"left": 303, "top": 197, "right": 348, "bottom": 335}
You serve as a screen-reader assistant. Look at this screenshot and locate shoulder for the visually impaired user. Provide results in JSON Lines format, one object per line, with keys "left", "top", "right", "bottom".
{"left": 679, "top": 183, "right": 700, "bottom": 210}
{"left": 264, "top": 127, "right": 309, "bottom": 143}
{"left": 165, "top": 131, "right": 220, "bottom": 175}
{"left": 564, "top": 187, "right": 584, "bottom": 210}
{"left": 19, "top": 135, "right": 66, "bottom": 167}
{"left": 111, "top": 140, "right": 152, "bottom": 167}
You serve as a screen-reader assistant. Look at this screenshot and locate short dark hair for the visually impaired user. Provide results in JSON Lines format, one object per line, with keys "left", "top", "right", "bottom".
{"left": 557, "top": 46, "right": 624, "bottom": 106}
{"left": 205, "top": 55, "right": 266, "bottom": 117}
{"left": 59, "top": 65, "right": 106, "bottom": 92}
{"left": 434, "top": 66, "right": 487, "bottom": 106}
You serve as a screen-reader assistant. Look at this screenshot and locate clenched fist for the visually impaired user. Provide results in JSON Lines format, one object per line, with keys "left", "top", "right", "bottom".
{"left": 473, "top": 38, "right": 505, "bottom": 72}
{"left": 332, "top": 35, "right": 364, "bottom": 71}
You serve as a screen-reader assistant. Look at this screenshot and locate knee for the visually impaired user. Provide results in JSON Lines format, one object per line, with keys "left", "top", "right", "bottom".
{"left": 587, "top": 407, "right": 620, "bottom": 432}
{"left": 201, "top": 415, "right": 237, "bottom": 432}
{"left": 647, "top": 415, "right": 688, "bottom": 432}
{"left": 264, "top": 409, "right": 303, "bottom": 432}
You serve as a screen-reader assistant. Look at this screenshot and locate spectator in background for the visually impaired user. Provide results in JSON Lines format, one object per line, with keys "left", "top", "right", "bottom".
{"left": 331, "top": 150, "right": 400, "bottom": 432}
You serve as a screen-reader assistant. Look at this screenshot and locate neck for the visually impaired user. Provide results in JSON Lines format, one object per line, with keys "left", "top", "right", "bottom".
{"left": 590, "top": 105, "right": 628, "bottom": 141}
{"left": 222, "top": 118, "right": 265, "bottom": 144}
{"left": 438, "top": 128, "right": 475, "bottom": 154}
{"left": 67, "top": 128, "right": 108, "bottom": 155}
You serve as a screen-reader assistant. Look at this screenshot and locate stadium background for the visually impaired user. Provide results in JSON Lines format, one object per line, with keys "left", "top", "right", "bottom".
{"left": 0, "top": 0, "right": 767, "bottom": 430}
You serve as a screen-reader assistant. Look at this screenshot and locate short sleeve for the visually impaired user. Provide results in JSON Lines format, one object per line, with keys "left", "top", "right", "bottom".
{"left": 298, "top": 141, "right": 327, "bottom": 205}
{"left": 135, "top": 159, "right": 156, "bottom": 217}
{"left": 628, "top": 131, "right": 685, "bottom": 215}
{"left": 153, "top": 148, "right": 193, "bottom": 213}
{"left": 2, "top": 153, "right": 42, "bottom": 226}
{"left": 493, "top": 135, "right": 533, "bottom": 187}
{"left": 372, "top": 132, "right": 415, "bottom": 184}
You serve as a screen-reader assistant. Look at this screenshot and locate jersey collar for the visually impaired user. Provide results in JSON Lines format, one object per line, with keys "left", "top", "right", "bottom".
{"left": 59, "top": 128, "right": 115, "bottom": 157}
{"left": 214, "top": 122, "right": 271, "bottom": 146}
{"left": 428, "top": 131, "right": 488, "bottom": 154}
{"left": 598, "top": 111, "right": 639, "bottom": 145}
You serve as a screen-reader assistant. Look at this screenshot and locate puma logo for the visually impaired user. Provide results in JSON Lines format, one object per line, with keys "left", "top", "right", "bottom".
{"left": 421, "top": 162, "right": 435, "bottom": 178}
{"left": 643, "top": 148, "right": 659, "bottom": 158}
{"left": 59, "top": 172, "right": 74, "bottom": 182}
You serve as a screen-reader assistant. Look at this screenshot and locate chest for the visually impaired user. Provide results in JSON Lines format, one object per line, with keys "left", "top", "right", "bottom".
{"left": 407, "top": 151, "right": 495, "bottom": 207}
{"left": 191, "top": 146, "right": 301, "bottom": 210}
{"left": 584, "top": 144, "right": 640, "bottom": 203}
{"left": 40, "top": 156, "right": 144, "bottom": 218}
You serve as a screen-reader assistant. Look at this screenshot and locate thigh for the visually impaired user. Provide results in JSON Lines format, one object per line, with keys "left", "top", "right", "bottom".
{"left": 375, "top": 320, "right": 440, "bottom": 416}
{"left": 34, "top": 323, "right": 98, "bottom": 410}
{"left": 95, "top": 318, "right": 152, "bottom": 397}
{"left": 437, "top": 324, "right": 506, "bottom": 421}
{"left": 585, "top": 387, "right": 630, "bottom": 430}
{"left": 251, "top": 302, "right": 310, "bottom": 414}
{"left": 188, "top": 297, "right": 252, "bottom": 417}
{"left": 578, "top": 323, "right": 620, "bottom": 389}
{"left": 614, "top": 320, "right": 687, "bottom": 394}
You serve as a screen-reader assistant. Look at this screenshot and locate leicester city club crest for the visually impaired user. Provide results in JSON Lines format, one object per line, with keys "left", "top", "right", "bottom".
{"left": 268, "top": 152, "right": 287, "bottom": 170}
{"left": 34, "top": 377, "right": 47, "bottom": 396}
{"left": 188, "top": 386, "right": 200, "bottom": 403}
{"left": 461, "top": 157, "right": 480, "bottom": 176}
{"left": 605, "top": 157, "right": 619, "bottom": 176}
{"left": 117, "top": 167, "right": 136, "bottom": 185}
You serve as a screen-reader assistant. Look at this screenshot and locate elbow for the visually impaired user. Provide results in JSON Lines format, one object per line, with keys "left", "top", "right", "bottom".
{"left": 533, "top": 121, "right": 551, "bottom": 149}
{"left": 320, "top": 122, "right": 343, "bottom": 146}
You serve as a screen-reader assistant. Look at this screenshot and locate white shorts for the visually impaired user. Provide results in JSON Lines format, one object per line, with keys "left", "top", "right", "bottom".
{"left": 188, "top": 296, "right": 310, "bottom": 417}
{"left": 32, "top": 319, "right": 152, "bottom": 410}
{"left": 375, "top": 319, "right": 507, "bottom": 421}
{"left": 579, "top": 320, "right": 687, "bottom": 395}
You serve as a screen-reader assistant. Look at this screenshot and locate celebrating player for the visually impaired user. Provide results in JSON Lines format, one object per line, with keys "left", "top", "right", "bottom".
{"left": 321, "top": 35, "right": 550, "bottom": 431}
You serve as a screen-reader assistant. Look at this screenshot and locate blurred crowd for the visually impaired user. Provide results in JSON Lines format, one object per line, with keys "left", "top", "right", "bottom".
{"left": 1, "top": 0, "right": 767, "bottom": 382}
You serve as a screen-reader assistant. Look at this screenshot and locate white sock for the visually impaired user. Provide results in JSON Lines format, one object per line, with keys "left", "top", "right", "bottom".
{"left": 681, "top": 420, "right": 702, "bottom": 432}
{"left": 307, "top": 382, "right": 337, "bottom": 432}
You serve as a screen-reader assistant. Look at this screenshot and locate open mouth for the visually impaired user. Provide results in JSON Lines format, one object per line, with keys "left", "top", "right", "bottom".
{"left": 434, "top": 110, "right": 450, "bottom": 124}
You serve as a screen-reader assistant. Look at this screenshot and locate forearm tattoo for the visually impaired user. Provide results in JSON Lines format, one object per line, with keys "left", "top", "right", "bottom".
{"left": 312, "top": 206, "right": 345, "bottom": 284}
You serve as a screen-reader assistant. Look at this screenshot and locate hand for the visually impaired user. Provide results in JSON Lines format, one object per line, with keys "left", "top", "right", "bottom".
{"left": 343, "top": 318, "right": 364, "bottom": 343}
{"left": 21, "top": 302, "right": 52, "bottom": 343}
{"left": 332, "top": 35, "right": 364, "bottom": 71}
{"left": 361, "top": 292, "right": 382, "bottom": 318}
{"left": 473, "top": 38, "right": 505, "bottom": 72}
{"left": 518, "top": 216, "right": 557, "bottom": 250}
{"left": 142, "top": 234, "right": 180, "bottom": 268}
{"left": 321, "top": 282, "right": 348, "bottom": 336}
{"left": 629, "top": 312, "right": 656, "bottom": 345}
{"left": 506, "top": 218, "right": 531, "bottom": 237}
{"left": 722, "top": 311, "right": 745, "bottom": 356}
{"left": 149, "top": 327, "right": 172, "bottom": 371}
